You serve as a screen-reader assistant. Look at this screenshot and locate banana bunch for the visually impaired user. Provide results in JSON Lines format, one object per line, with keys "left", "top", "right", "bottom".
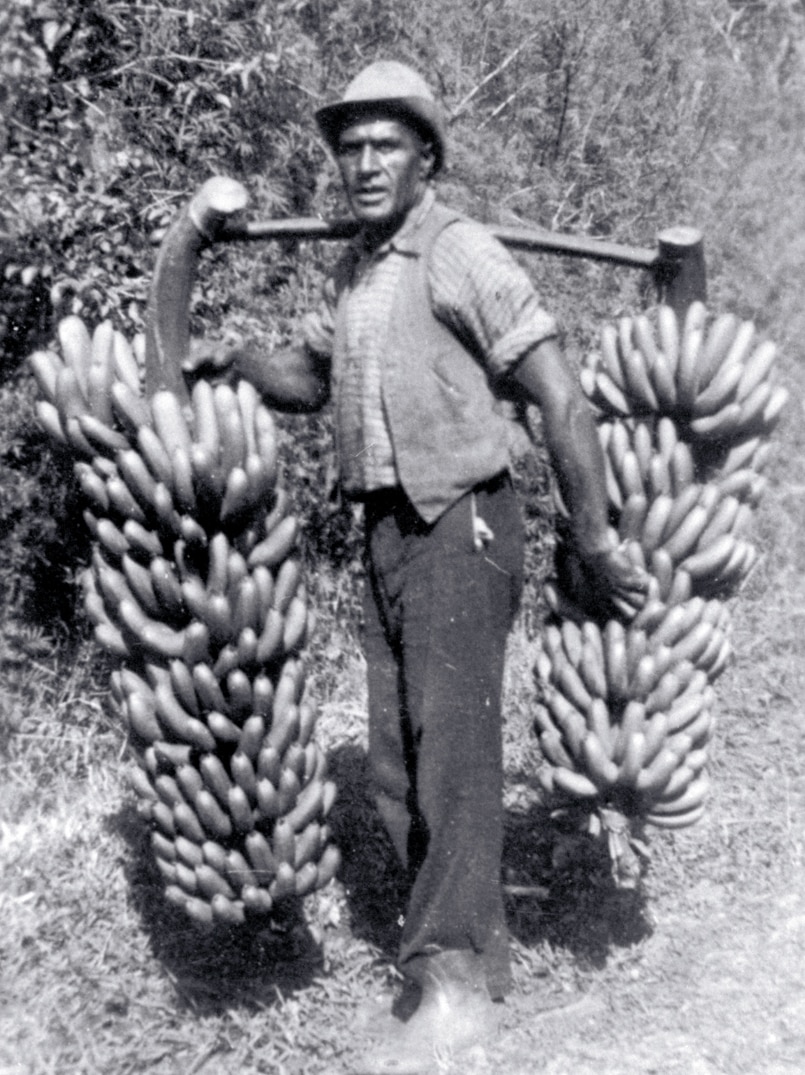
{"left": 535, "top": 302, "right": 787, "bottom": 862}
{"left": 29, "top": 316, "right": 340, "bottom": 928}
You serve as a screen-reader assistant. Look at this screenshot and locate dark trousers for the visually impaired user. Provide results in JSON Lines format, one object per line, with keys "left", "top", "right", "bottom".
{"left": 361, "top": 474, "right": 524, "bottom": 998}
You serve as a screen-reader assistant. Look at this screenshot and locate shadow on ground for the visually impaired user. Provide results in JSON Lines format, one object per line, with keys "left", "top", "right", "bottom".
{"left": 106, "top": 803, "right": 323, "bottom": 1014}
{"left": 326, "top": 743, "right": 654, "bottom": 973}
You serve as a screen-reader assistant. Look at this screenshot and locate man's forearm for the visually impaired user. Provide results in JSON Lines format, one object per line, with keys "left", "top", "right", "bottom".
{"left": 513, "top": 338, "right": 613, "bottom": 559}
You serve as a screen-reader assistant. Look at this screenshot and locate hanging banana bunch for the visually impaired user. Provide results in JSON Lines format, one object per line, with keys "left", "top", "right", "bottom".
{"left": 535, "top": 301, "right": 787, "bottom": 883}
{"left": 28, "top": 178, "right": 340, "bottom": 928}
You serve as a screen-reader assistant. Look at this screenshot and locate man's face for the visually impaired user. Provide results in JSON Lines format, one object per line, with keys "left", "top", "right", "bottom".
{"left": 336, "top": 117, "right": 433, "bottom": 234}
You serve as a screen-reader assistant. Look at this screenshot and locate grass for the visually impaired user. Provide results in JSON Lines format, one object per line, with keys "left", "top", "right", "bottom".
{"left": 3, "top": 18, "right": 805, "bottom": 1074}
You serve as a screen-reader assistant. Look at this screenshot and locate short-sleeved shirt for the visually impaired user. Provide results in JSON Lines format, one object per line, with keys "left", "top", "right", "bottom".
{"left": 303, "top": 189, "right": 558, "bottom": 496}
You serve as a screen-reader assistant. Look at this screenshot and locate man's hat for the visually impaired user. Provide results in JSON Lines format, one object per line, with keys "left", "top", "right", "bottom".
{"left": 315, "top": 60, "right": 447, "bottom": 174}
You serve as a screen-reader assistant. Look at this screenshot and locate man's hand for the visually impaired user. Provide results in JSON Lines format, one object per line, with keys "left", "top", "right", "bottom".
{"left": 584, "top": 540, "right": 650, "bottom": 621}
{"left": 181, "top": 337, "right": 238, "bottom": 383}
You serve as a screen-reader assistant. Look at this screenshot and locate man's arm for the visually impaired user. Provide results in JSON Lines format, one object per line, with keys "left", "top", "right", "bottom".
{"left": 184, "top": 340, "right": 331, "bottom": 414}
{"left": 512, "top": 337, "right": 648, "bottom": 617}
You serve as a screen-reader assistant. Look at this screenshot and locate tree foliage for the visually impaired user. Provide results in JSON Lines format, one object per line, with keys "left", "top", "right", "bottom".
{"left": 1, "top": 0, "right": 803, "bottom": 632}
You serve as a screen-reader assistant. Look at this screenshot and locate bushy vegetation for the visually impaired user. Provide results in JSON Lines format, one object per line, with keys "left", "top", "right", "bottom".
{"left": 2, "top": 2, "right": 805, "bottom": 1072}
{"left": 2, "top": 0, "right": 802, "bottom": 642}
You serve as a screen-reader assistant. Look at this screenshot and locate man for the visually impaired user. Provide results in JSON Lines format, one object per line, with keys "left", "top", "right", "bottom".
{"left": 191, "top": 60, "right": 647, "bottom": 1075}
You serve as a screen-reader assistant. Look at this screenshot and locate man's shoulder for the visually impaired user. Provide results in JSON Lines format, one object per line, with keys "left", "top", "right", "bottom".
{"left": 429, "top": 202, "right": 512, "bottom": 262}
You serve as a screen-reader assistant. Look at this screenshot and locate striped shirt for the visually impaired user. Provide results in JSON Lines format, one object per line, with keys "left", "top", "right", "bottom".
{"left": 303, "top": 189, "right": 558, "bottom": 495}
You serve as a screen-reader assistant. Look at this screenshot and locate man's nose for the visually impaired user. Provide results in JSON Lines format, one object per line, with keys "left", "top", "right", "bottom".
{"left": 357, "top": 143, "right": 380, "bottom": 173}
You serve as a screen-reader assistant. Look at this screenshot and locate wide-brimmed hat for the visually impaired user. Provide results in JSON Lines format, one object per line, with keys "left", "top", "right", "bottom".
{"left": 315, "top": 60, "right": 446, "bottom": 173}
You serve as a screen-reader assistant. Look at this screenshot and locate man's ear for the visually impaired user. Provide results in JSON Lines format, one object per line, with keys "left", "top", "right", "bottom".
{"left": 420, "top": 141, "right": 436, "bottom": 179}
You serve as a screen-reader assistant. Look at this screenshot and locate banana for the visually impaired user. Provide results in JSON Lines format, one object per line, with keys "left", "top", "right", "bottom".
{"left": 688, "top": 401, "right": 743, "bottom": 440}
{"left": 733, "top": 379, "right": 776, "bottom": 439}
{"left": 257, "top": 743, "right": 282, "bottom": 786}
{"left": 176, "top": 765, "right": 204, "bottom": 804}
{"left": 631, "top": 421, "right": 653, "bottom": 484}
{"left": 641, "top": 709, "right": 670, "bottom": 765}
{"left": 581, "top": 731, "right": 619, "bottom": 789}
{"left": 111, "top": 330, "right": 141, "bottom": 392}
{"left": 238, "top": 714, "right": 266, "bottom": 761}
{"left": 192, "top": 662, "right": 230, "bottom": 716}
{"left": 256, "top": 776, "right": 282, "bottom": 817}
{"left": 720, "top": 318, "right": 757, "bottom": 380}
{"left": 151, "top": 388, "right": 193, "bottom": 459}
{"left": 662, "top": 502, "right": 712, "bottom": 564}
{"left": 670, "top": 440, "right": 696, "bottom": 493}
{"left": 646, "top": 803, "right": 705, "bottom": 829}
{"left": 282, "top": 594, "right": 310, "bottom": 655}
{"left": 169, "top": 446, "right": 197, "bottom": 516}
{"left": 57, "top": 315, "right": 93, "bottom": 392}
{"left": 116, "top": 449, "right": 157, "bottom": 518}
{"left": 635, "top": 743, "right": 681, "bottom": 797}
{"left": 316, "top": 843, "right": 341, "bottom": 889}
{"left": 200, "top": 753, "right": 233, "bottom": 807}
{"left": 75, "top": 462, "right": 110, "bottom": 513}
{"left": 137, "top": 425, "right": 174, "bottom": 487}
{"left": 681, "top": 532, "right": 735, "bottom": 583}
{"left": 595, "top": 369, "right": 631, "bottom": 416}
{"left": 544, "top": 688, "right": 585, "bottom": 755}
{"left": 602, "top": 620, "right": 629, "bottom": 704}
{"left": 614, "top": 700, "right": 645, "bottom": 762}
{"left": 735, "top": 339, "right": 777, "bottom": 401}
{"left": 153, "top": 740, "right": 194, "bottom": 769}
{"left": 649, "top": 346, "right": 677, "bottom": 412}
{"left": 692, "top": 358, "right": 744, "bottom": 418}
{"left": 182, "top": 621, "right": 211, "bottom": 667}
{"left": 600, "top": 323, "right": 627, "bottom": 390}
{"left": 647, "top": 454, "right": 671, "bottom": 499}
{"left": 631, "top": 313, "right": 661, "bottom": 375}
{"left": 85, "top": 321, "right": 116, "bottom": 425}
{"left": 696, "top": 312, "right": 740, "bottom": 390}
{"left": 618, "top": 730, "right": 646, "bottom": 787}
{"left": 191, "top": 378, "right": 220, "bottom": 458}
{"left": 35, "top": 399, "right": 68, "bottom": 445}
{"left": 30, "top": 348, "right": 65, "bottom": 405}
{"left": 294, "top": 821, "right": 324, "bottom": 871}
{"left": 212, "top": 644, "right": 240, "bottom": 681}
{"left": 214, "top": 383, "right": 247, "bottom": 473}
{"left": 195, "top": 863, "right": 236, "bottom": 902}
{"left": 760, "top": 384, "right": 789, "bottom": 432}
{"left": 552, "top": 766, "right": 599, "bottom": 799}
{"left": 668, "top": 619, "right": 713, "bottom": 668}
{"left": 697, "top": 495, "right": 741, "bottom": 548}
{"left": 651, "top": 597, "right": 706, "bottom": 650}
{"left": 676, "top": 300, "right": 707, "bottom": 408}
{"left": 194, "top": 787, "right": 234, "bottom": 840}
{"left": 618, "top": 493, "right": 648, "bottom": 544}
{"left": 125, "top": 691, "right": 163, "bottom": 742}
{"left": 225, "top": 847, "right": 259, "bottom": 892}
{"left": 650, "top": 546, "right": 675, "bottom": 602}
{"left": 584, "top": 697, "right": 614, "bottom": 756}
{"left": 96, "top": 517, "right": 131, "bottom": 562}
{"left": 173, "top": 800, "right": 206, "bottom": 844}
{"left": 254, "top": 406, "right": 280, "bottom": 480}
{"left": 231, "top": 751, "right": 259, "bottom": 803}
{"left": 211, "top": 893, "right": 246, "bottom": 926}
{"left": 666, "top": 685, "right": 709, "bottom": 733}
{"left": 620, "top": 342, "right": 659, "bottom": 413}
{"left": 65, "top": 415, "right": 96, "bottom": 458}
{"left": 640, "top": 493, "right": 673, "bottom": 555}
{"left": 244, "top": 830, "right": 278, "bottom": 884}
{"left": 119, "top": 598, "right": 187, "bottom": 660}
{"left": 110, "top": 380, "right": 152, "bottom": 436}
{"left": 618, "top": 449, "right": 644, "bottom": 500}
{"left": 651, "top": 771, "right": 710, "bottom": 815}
{"left": 227, "top": 784, "right": 255, "bottom": 833}
{"left": 226, "top": 667, "right": 253, "bottom": 721}
{"left": 247, "top": 515, "right": 300, "bottom": 572}
{"left": 293, "top": 860, "right": 318, "bottom": 897}
{"left": 220, "top": 466, "right": 252, "bottom": 526}
{"left": 657, "top": 304, "right": 680, "bottom": 378}
{"left": 154, "top": 680, "right": 217, "bottom": 752}
{"left": 539, "top": 727, "right": 575, "bottom": 768}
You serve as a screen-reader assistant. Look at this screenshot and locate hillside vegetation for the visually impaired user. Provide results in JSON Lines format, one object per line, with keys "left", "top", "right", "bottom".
{"left": 1, "top": 1, "right": 804, "bottom": 1072}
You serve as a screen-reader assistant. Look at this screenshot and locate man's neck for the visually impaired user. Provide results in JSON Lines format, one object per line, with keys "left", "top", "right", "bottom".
{"left": 358, "top": 187, "right": 434, "bottom": 252}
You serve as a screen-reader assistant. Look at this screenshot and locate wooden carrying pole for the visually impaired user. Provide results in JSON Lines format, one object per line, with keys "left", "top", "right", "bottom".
{"left": 144, "top": 175, "right": 707, "bottom": 397}
{"left": 218, "top": 216, "right": 707, "bottom": 315}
